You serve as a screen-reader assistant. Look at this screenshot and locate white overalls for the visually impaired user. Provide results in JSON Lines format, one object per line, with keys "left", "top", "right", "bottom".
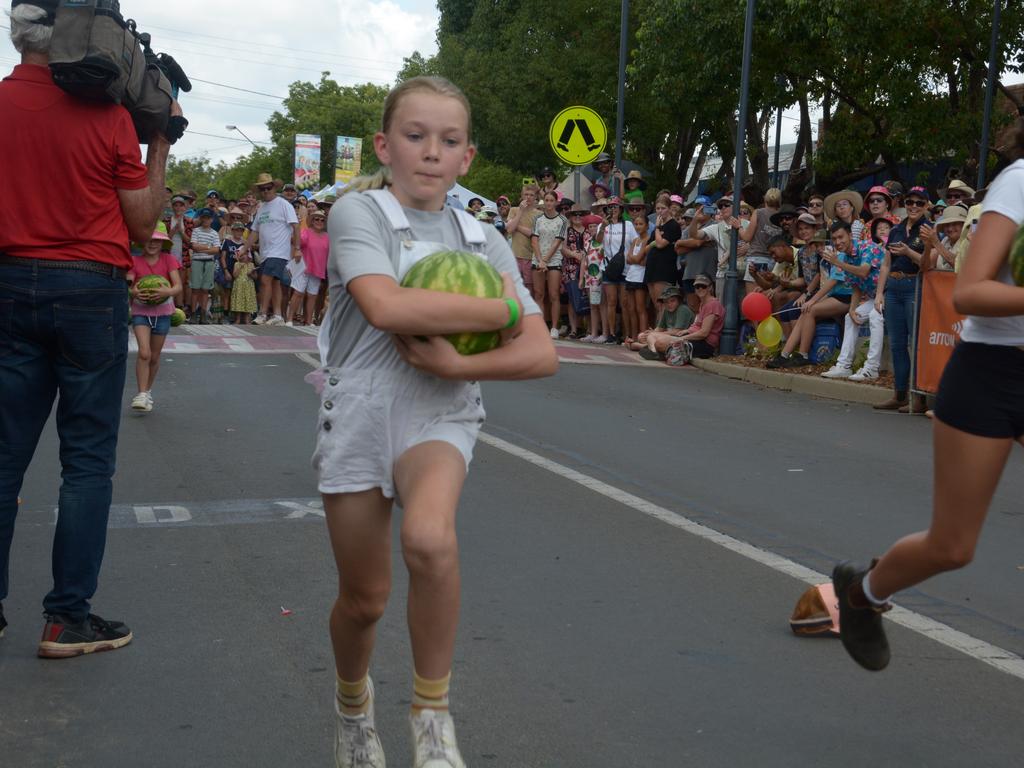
{"left": 312, "top": 190, "right": 489, "bottom": 500}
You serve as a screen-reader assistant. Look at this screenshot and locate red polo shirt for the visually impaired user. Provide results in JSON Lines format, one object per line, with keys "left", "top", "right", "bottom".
{"left": 0, "top": 64, "right": 148, "bottom": 269}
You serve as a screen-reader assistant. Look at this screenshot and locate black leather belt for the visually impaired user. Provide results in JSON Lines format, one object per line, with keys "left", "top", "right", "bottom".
{"left": 0, "top": 254, "right": 126, "bottom": 280}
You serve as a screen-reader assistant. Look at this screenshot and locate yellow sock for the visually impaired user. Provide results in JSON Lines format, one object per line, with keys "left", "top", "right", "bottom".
{"left": 336, "top": 673, "right": 370, "bottom": 716}
{"left": 412, "top": 671, "right": 450, "bottom": 712}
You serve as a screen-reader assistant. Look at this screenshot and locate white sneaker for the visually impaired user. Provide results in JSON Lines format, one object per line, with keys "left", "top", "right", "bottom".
{"left": 581, "top": 334, "right": 595, "bottom": 343}
{"left": 849, "top": 368, "right": 879, "bottom": 382}
{"left": 821, "top": 365, "right": 853, "bottom": 379}
{"left": 130, "top": 392, "right": 152, "bottom": 412}
{"left": 592, "top": 335, "right": 607, "bottom": 344}
{"left": 284, "top": 320, "right": 294, "bottom": 327}
{"left": 410, "top": 709, "right": 465, "bottom": 768}
{"left": 253, "top": 314, "right": 267, "bottom": 325}
{"left": 549, "top": 327, "right": 559, "bottom": 339}
{"left": 145, "top": 391, "right": 154, "bottom": 409}
{"left": 335, "top": 678, "right": 386, "bottom": 768}
{"left": 267, "top": 314, "right": 284, "bottom": 326}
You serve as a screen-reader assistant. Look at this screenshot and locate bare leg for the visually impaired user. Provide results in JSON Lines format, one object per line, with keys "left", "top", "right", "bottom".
{"left": 147, "top": 333, "right": 167, "bottom": 391}
{"left": 259, "top": 274, "right": 274, "bottom": 316}
{"left": 324, "top": 489, "right": 393, "bottom": 681}
{"left": 532, "top": 270, "right": 548, "bottom": 327}
{"left": 867, "top": 420, "right": 1014, "bottom": 599}
{"left": 547, "top": 269, "right": 561, "bottom": 330}
{"left": 304, "top": 292, "right": 318, "bottom": 325}
{"left": 620, "top": 288, "right": 635, "bottom": 340}
{"left": 272, "top": 279, "right": 284, "bottom": 317}
{"left": 133, "top": 324, "right": 152, "bottom": 393}
{"left": 395, "top": 441, "right": 467, "bottom": 679}
{"left": 603, "top": 284, "right": 619, "bottom": 338}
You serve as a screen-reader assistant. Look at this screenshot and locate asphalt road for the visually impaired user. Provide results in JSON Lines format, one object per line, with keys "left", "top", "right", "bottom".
{"left": 2, "top": 330, "right": 1022, "bottom": 767}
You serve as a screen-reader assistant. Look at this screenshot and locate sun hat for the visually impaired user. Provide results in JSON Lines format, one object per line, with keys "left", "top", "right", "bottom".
{"left": 669, "top": 194, "right": 685, "bottom": 206}
{"left": 478, "top": 205, "right": 498, "bottom": 217}
{"left": 496, "top": 195, "right": 511, "bottom": 205}
{"left": 253, "top": 172, "right": 282, "bottom": 189}
{"left": 625, "top": 170, "right": 647, "bottom": 190}
{"left": 591, "top": 197, "right": 610, "bottom": 212}
{"left": 590, "top": 179, "right": 611, "bottom": 195}
{"left": 282, "top": 183, "right": 297, "bottom": 192}
{"left": 568, "top": 206, "right": 587, "bottom": 216}
{"left": 692, "top": 274, "right": 713, "bottom": 287}
{"left": 626, "top": 196, "right": 647, "bottom": 209}
{"left": 865, "top": 185, "right": 893, "bottom": 203}
{"left": 824, "top": 189, "right": 864, "bottom": 220}
{"left": 769, "top": 204, "right": 799, "bottom": 225}
{"left": 582, "top": 214, "right": 604, "bottom": 226}
{"left": 796, "top": 212, "right": 817, "bottom": 227}
{"left": 535, "top": 166, "right": 555, "bottom": 179}
{"left": 309, "top": 208, "right": 327, "bottom": 219}
{"left": 228, "top": 206, "right": 245, "bottom": 216}
{"left": 883, "top": 180, "right": 904, "bottom": 196}
{"left": 935, "top": 204, "right": 969, "bottom": 227}
{"left": 944, "top": 179, "right": 975, "bottom": 198}
{"left": 591, "top": 152, "right": 613, "bottom": 169}
{"left": 148, "top": 229, "right": 172, "bottom": 250}
{"left": 604, "top": 196, "right": 624, "bottom": 208}
{"left": 557, "top": 197, "right": 575, "bottom": 210}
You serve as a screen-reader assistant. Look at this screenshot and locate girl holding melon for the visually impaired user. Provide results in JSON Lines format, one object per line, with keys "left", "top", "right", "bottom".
{"left": 128, "top": 230, "right": 182, "bottom": 412}
{"left": 318, "top": 76, "right": 557, "bottom": 768}
{"left": 833, "top": 127, "right": 1024, "bottom": 674}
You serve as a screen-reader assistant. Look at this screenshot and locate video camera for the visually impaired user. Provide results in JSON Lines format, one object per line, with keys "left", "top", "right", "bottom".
{"left": 15, "top": 0, "right": 192, "bottom": 143}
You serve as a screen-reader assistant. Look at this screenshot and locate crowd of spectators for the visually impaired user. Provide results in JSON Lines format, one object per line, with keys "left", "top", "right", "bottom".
{"left": 158, "top": 155, "right": 982, "bottom": 414}
{"left": 479, "top": 153, "right": 983, "bottom": 413}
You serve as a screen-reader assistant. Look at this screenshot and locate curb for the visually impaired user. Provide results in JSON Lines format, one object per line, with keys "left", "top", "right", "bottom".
{"left": 690, "top": 359, "right": 892, "bottom": 406}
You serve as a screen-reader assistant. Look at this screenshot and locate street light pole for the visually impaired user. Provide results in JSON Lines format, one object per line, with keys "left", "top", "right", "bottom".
{"left": 613, "top": 0, "right": 630, "bottom": 198}
{"left": 772, "top": 75, "right": 786, "bottom": 188}
{"left": 721, "top": 0, "right": 757, "bottom": 357}
{"left": 977, "top": 0, "right": 1002, "bottom": 190}
{"left": 225, "top": 124, "right": 258, "bottom": 148}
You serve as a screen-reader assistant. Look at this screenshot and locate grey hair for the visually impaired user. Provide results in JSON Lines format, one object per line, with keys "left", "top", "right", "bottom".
{"left": 8, "top": 5, "right": 53, "bottom": 55}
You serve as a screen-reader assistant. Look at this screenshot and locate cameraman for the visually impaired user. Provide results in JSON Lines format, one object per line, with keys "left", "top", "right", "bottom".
{"left": 0, "top": 1, "right": 182, "bottom": 657}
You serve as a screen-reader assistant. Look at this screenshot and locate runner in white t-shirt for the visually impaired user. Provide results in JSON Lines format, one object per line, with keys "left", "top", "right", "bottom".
{"left": 246, "top": 175, "right": 299, "bottom": 325}
{"left": 832, "top": 153, "right": 1024, "bottom": 673}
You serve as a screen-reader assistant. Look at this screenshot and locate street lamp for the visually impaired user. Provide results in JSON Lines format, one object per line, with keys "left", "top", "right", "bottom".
{"left": 225, "top": 124, "right": 257, "bottom": 147}
{"left": 977, "top": 0, "right": 1003, "bottom": 190}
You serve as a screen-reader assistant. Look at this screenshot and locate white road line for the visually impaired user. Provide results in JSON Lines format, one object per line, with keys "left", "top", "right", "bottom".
{"left": 476, "top": 431, "right": 1024, "bottom": 681}
{"left": 180, "top": 325, "right": 253, "bottom": 336}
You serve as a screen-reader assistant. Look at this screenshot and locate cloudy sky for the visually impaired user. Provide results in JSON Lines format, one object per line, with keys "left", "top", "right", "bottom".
{"left": 1, "top": 0, "right": 440, "bottom": 165}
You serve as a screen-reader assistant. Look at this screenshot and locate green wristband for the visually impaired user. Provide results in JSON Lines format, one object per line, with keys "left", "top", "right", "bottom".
{"left": 502, "top": 297, "right": 520, "bottom": 330}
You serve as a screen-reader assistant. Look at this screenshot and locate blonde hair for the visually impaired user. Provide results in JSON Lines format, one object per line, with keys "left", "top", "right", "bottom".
{"left": 764, "top": 187, "right": 782, "bottom": 208}
{"left": 343, "top": 76, "right": 473, "bottom": 196}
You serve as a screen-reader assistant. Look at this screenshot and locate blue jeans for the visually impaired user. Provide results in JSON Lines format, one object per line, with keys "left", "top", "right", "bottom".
{"left": 0, "top": 261, "right": 129, "bottom": 621}
{"left": 884, "top": 276, "right": 917, "bottom": 392}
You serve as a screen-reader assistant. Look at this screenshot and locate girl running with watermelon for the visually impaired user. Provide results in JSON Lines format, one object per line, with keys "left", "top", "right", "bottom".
{"left": 833, "top": 133, "right": 1024, "bottom": 672}
{"left": 128, "top": 229, "right": 182, "bottom": 413}
{"left": 316, "top": 76, "right": 557, "bottom": 768}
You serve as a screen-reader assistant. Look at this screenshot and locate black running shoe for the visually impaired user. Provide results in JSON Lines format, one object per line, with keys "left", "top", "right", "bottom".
{"left": 781, "top": 352, "right": 810, "bottom": 368}
{"left": 0, "top": 603, "right": 6, "bottom": 638}
{"left": 638, "top": 348, "right": 661, "bottom": 361}
{"left": 765, "top": 354, "right": 786, "bottom": 369}
{"left": 38, "top": 613, "right": 133, "bottom": 659}
{"left": 832, "top": 562, "right": 891, "bottom": 671}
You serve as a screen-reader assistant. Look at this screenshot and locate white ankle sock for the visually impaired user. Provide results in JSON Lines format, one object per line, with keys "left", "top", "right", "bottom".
{"left": 862, "top": 572, "right": 889, "bottom": 606}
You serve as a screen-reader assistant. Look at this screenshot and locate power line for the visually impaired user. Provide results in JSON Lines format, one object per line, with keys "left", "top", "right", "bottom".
{"left": 141, "top": 21, "right": 405, "bottom": 67}
{"left": 191, "top": 77, "right": 287, "bottom": 100}
{"left": 185, "top": 129, "right": 272, "bottom": 144}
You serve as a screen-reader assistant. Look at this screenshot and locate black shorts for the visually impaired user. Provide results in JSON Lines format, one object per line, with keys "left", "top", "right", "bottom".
{"left": 532, "top": 264, "right": 561, "bottom": 272}
{"left": 625, "top": 280, "right": 645, "bottom": 291}
{"left": 934, "top": 342, "right": 1024, "bottom": 439}
{"left": 831, "top": 293, "right": 852, "bottom": 305}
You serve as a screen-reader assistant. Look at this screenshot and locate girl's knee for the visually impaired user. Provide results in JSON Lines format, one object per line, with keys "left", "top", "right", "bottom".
{"left": 926, "top": 536, "right": 975, "bottom": 572}
{"left": 401, "top": 520, "right": 457, "bottom": 574}
{"left": 336, "top": 581, "right": 390, "bottom": 626}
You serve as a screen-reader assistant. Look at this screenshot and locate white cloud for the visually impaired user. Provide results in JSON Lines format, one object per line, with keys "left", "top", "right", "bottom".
{"left": 1, "top": 0, "right": 439, "bottom": 167}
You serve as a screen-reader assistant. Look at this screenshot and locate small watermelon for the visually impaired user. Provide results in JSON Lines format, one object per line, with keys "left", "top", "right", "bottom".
{"left": 400, "top": 250, "right": 504, "bottom": 355}
{"left": 170, "top": 308, "right": 186, "bottom": 327}
{"left": 136, "top": 274, "right": 170, "bottom": 305}
{"left": 1010, "top": 220, "right": 1024, "bottom": 287}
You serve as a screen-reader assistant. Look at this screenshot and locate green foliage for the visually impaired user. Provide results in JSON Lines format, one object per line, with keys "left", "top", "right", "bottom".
{"left": 166, "top": 156, "right": 218, "bottom": 197}
{"left": 461, "top": 155, "right": 527, "bottom": 201}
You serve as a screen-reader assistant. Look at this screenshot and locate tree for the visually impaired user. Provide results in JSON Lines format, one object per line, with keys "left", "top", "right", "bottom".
{"left": 165, "top": 156, "right": 217, "bottom": 196}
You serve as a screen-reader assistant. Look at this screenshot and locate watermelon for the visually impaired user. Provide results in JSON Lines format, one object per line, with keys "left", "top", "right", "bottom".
{"left": 170, "top": 308, "right": 186, "bottom": 327}
{"left": 136, "top": 274, "right": 170, "bottom": 305}
{"left": 1010, "top": 220, "right": 1024, "bottom": 287}
{"left": 400, "top": 250, "right": 504, "bottom": 355}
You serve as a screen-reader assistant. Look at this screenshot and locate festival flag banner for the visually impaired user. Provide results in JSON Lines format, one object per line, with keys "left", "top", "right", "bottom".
{"left": 294, "top": 134, "right": 321, "bottom": 191}
{"left": 335, "top": 136, "right": 363, "bottom": 185}
{"left": 914, "top": 270, "right": 966, "bottom": 394}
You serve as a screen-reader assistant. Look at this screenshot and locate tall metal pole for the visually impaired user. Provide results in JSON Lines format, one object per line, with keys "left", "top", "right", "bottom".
{"left": 772, "top": 107, "right": 782, "bottom": 188}
{"left": 613, "top": 0, "right": 630, "bottom": 198}
{"left": 977, "top": 0, "right": 1002, "bottom": 190}
{"left": 721, "top": 0, "right": 756, "bottom": 357}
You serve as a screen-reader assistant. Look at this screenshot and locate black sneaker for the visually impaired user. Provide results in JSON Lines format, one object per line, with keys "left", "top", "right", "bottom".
{"left": 638, "top": 348, "right": 661, "bottom": 361}
{"left": 604, "top": 334, "right": 620, "bottom": 344}
{"left": 0, "top": 603, "right": 6, "bottom": 638}
{"left": 781, "top": 352, "right": 810, "bottom": 368}
{"left": 832, "top": 562, "right": 891, "bottom": 671}
{"left": 765, "top": 354, "right": 786, "bottom": 369}
{"left": 38, "top": 613, "right": 133, "bottom": 659}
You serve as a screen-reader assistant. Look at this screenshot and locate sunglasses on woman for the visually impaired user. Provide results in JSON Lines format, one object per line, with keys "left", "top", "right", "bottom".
{"left": 905, "top": 199, "right": 927, "bottom": 208}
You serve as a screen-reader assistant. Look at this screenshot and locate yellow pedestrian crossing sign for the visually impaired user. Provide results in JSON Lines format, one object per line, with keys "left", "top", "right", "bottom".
{"left": 549, "top": 106, "right": 607, "bottom": 165}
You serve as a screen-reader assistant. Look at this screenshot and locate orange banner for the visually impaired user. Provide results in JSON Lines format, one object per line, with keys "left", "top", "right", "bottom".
{"left": 914, "top": 271, "right": 966, "bottom": 394}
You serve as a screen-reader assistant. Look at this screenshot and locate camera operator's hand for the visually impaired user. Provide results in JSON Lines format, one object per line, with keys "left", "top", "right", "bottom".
{"left": 162, "top": 100, "right": 187, "bottom": 144}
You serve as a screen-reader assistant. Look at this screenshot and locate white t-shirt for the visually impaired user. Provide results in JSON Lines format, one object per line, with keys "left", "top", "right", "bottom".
{"left": 601, "top": 220, "right": 638, "bottom": 264}
{"left": 625, "top": 229, "right": 646, "bottom": 282}
{"left": 252, "top": 195, "right": 298, "bottom": 261}
{"left": 960, "top": 159, "right": 1024, "bottom": 346}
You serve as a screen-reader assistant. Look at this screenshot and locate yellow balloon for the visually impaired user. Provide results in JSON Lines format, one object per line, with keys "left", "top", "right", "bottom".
{"left": 756, "top": 316, "right": 783, "bottom": 347}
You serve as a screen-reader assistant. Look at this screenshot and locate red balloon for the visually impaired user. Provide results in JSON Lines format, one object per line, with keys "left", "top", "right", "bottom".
{"left": 741, "top": 292, "right": 772, "bottom": 323}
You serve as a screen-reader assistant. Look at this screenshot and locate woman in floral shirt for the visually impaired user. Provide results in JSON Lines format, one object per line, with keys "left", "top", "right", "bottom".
{"left": 560, "top": 205, "right": 589, "bottom": 338}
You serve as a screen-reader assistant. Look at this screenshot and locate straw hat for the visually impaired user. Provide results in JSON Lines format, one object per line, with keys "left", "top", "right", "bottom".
{"left": 252, "top": 172, "right": 283, "bottom": 190}
{"left": 624, "top": 170, "right": 647, "bottom": 190}
{"left": 824, "top": 189, "right": 864, "bottom": 220}
{"left": 934, "top": 204, "right": 969, "bottom": 227}
{"left": 591, "top": 197, "right": 611, "bottom": 212}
